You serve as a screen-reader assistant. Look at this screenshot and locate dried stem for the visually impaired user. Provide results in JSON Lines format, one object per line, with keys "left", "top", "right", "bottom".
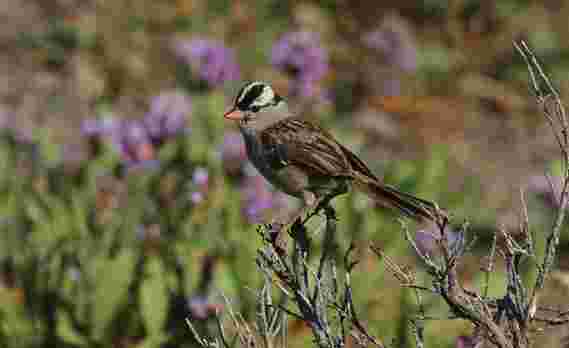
{"left": 514, "top": 40, "right": 569, "bottom": 315}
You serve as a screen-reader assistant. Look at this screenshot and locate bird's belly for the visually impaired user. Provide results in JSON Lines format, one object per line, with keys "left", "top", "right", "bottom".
{"left": 257, "top": 164, "right": 309, "bottom": 198}
{"left": 256, "top": 162, "right": 349, "bottom": 199}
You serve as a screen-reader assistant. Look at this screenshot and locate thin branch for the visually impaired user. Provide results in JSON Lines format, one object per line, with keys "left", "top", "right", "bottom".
{"left": 186, "top": 318, "right": 215, "bottom": 347}
{"left": 515, "top": 40, "right": 569, "bottom": 296}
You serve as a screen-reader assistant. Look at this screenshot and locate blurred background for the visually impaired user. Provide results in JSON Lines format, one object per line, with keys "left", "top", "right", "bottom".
{"left": 1, "top": 0, "right": 569, "bottom": 347}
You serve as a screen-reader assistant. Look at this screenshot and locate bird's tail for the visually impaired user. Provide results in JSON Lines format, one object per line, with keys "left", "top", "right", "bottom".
{"left": 354, "top": 177, "right": 438, "bottom": 222}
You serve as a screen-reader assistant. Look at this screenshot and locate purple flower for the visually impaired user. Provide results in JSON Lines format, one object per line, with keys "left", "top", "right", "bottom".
{"left": 144, "top": 89, "right": 191, "bottom": 146}
{"left": 527, "top": 174, "right": 564, "bottom": 209}
{"left": 241, "top": 175, "right": 274, "bottom": 223}
{"left": 0, "top": 107, "right": 14, "bottom": 130}
{"left": 191, "top": 191, "right": 204, "bottom": 204}
{"left": 363, "top": 16, "right": 417, "bottom": 72}
{"left": 190, "top": 167, "right": 209, "bottom": 204}
{"left": 455, "top": 335, "right": 480, "bottom": 348}
{"left": 271, "top": 31, "right": 328, "bottom": 98}
{"left": 192, "top": 167, "right": 209, "bottom": 186}
{"left": 81, "top": 117, "right": 158, "bottom": 168}
{"left": 188, "top": 295, "right": 222, "bottom": 320}
{"left": 172, "top": 38, "right": 240, "bottom": 88}
{"left": 82, "top": 90, "right": 192, "bottom": 168}
{"left": 362, "top": 16, "right": 417, "bottom": 96}
{"left": 81, "top": 116, "right": 123, "bottom": 158}
{"left": 80, "top": 117, "right": 121, "bottom": 138}
{"left": 0, "top": 112, "right": 34, "bottom": 146}
{"left": 112, "top": 120, "right": 156, "bottom": 167}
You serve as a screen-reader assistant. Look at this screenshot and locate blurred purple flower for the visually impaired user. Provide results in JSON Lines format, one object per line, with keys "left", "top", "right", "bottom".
{"left": 0, "top": 109, "right": 35, "bottom": 151}
{"left": 144, "top": 89, "right": 191, "bottom": 146}
{"left": 188, "top": 295, "right": 222, "bottom": 320}
{"left": 220, "top": 131, "right": 247, "bottom": 175}
{"left": 455, "top": 335, "right": 480, "bottom": 348}
{"left": 112, "top": 120, "right": 157, "bottom": 168}
{"left": 82, "top": 91, "right": 192, "bottom": 168}
{"left": 192, "top": 167, "right": 209, "bottom": 186}
{"left": 241, "top": 175, "right": 275, "bottom": 223}
{"left": 172, "top": 38, "right": 240, "bottom": 88}
{"left": 0, "top": 107, "right": 14, "bottom": 130}
{"left": 271, "top": 31, "right": 328, "bottom": 98}
{"left": 190, "top": 167, "right": 209, "bottom": 204}
{"left": 362, "top": 16, "right": 417, "bottom": 96}
{"left": 527, "top": 174, "right": 563, "bottom": 209}
{"left": 0, "top": 108, "right": 38, "bottom": 147}
{"left": 81, "top": 117, "right": 121, "bottom": 138}
{"left": 191, "top": 191, "right": 204, "bottom": 204}
{"left": 82, "top": 117, "right": 159, "bottom": 169}
{"left": 363, "top": 17, "right": 418, "bottom": 72}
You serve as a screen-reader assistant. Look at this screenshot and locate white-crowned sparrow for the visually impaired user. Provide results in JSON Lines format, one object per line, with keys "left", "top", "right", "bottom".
{"left": 224, "top": 81, "right": 437, "bottom": 223}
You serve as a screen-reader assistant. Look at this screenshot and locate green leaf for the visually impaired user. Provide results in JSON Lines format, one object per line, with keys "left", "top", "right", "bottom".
{"left": 0, "top": 288, "right": 33, "bottom": 342}
{"left": 91, "top": 250, "right": 136, "bottom": 338}
{"left": 140, "top": 256, "right": 168, "bottom": 335}
{"left": 57, "top": 310, "right": 88, "bottom": 346}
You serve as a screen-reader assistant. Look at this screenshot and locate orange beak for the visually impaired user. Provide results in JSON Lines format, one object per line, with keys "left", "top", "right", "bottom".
{"left": 223, "top": 107, "right": 245, "bottom": 121}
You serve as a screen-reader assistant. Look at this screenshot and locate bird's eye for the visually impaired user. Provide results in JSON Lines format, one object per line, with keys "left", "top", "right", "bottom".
{"left": 250, "top": 105, "right": 260, "bottom": 112}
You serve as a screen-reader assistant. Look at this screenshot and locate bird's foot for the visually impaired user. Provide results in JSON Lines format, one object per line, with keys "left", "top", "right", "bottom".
{"left": 266, "top": 195, "right": 329, "bottom": 242}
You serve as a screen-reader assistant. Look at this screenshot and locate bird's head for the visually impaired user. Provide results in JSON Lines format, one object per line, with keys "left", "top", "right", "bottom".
{"left": 224, "top": 81, "right": 289, "bottom": 129}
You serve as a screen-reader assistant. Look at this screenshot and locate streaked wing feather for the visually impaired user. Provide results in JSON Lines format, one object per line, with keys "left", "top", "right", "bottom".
{"left": 260, "top": 118, "right": 351, "bottom": 177}
{"left": 338, "top": 144, "right": 378, "bottom": 180}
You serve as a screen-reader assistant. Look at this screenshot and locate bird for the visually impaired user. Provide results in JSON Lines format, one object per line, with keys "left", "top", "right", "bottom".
{"left": 224, "top": 81, "right": 439, "bottom": 225}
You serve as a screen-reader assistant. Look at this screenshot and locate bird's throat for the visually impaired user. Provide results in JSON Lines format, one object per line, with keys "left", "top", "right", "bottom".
{"left": 239, "top": 125, "right": 276, "bottom": 182}
{"left": 239, "top": 126, "right": 262, "bottom": 165}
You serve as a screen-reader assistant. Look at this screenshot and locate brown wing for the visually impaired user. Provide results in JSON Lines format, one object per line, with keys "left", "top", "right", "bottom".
{"left": 338, "top": 143, "right": 379, "bottom": 181}
{"left": 259, "top": 117, "right": 353, "bottom": 177}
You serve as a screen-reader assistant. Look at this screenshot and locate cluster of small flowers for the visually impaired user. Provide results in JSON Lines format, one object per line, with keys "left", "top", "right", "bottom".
{"left": 0, "top": 109, "right": 35, "bottom": 145}
{"left": 190, "top": 167, "right": 209, "bottom": 204}
{"left": 362, "top": 25, "right": 417, "bottom": 73}
{"left": 171, "top": 38, "right": 240, "bottom": 88}
{"left": 362, "top": 15, "right": 418, "bottom": 96}
{"left": 271, "top": 31, "right": 329, "bottom": 98}
{"left": 82, "top": 89, "right": 191, "bottom": 168}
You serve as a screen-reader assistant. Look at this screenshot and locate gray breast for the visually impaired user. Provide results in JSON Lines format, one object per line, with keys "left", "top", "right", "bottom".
{"left": 239, "top": 126, "right": 275, "bottom": 180}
